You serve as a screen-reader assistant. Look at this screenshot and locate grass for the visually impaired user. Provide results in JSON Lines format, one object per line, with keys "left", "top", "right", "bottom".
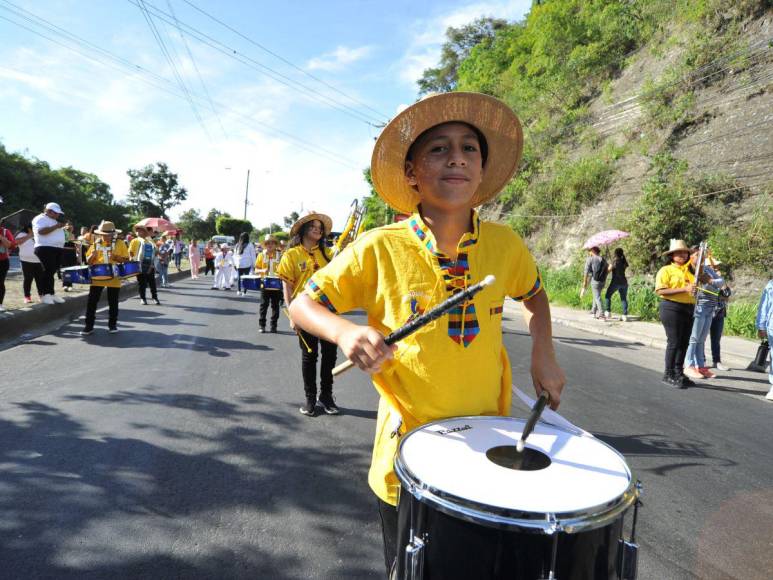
{"left": 540, "top": 265, "right": 758, "bottom": 339}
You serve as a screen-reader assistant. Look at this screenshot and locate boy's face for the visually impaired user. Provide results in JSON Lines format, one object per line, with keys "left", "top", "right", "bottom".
{"left": 404, "top": 122, "right": 484, "bottom": 212}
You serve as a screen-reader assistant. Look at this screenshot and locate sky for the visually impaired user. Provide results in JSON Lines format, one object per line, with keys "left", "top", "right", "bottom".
{"left": 0, "top": 0, "right": 531, "bottom": 230}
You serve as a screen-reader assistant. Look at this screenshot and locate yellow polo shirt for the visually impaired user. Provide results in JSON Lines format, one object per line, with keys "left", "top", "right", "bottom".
{"left": 255, "top": 250, "right": 281, "bottom": 275}
{"left": 276, "top": 245, "right": 331, "bottom": 300}
{"left": 86, "top": 240, "right": 129, "bottom": 288}
{"left": 655, "top": 263, "right": 696, "bottom": 304}
{"left": 305, "top": 210, "right": 542, "bottom": 505}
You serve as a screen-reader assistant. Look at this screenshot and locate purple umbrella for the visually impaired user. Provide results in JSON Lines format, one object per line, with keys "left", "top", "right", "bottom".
{"left": 583, "top": 230, "right": 629, "bottom": 249}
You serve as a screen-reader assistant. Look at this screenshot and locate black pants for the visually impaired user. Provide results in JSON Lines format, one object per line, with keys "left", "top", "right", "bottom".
{"left": 259, "top": 289, "right": 281, "bottom": 329}
{"left": 299, "top": 329, "right": 337, "bottom": 399}
{"left": 137, "top": 270, "right": 158, "bottom": 300}
{"left": 34, "top": 246, "right": 62, "bottom": 295}
{"left": 21, "top": 261, "right": 44, "bottom": 298}
{"left": 378, "top": 498, "right": 400, "bottom": 577}
{"left": 710, "top": 314, "right": 725, "bottom": 363}
{"left": 204, "top": 258, "right": 215, "bottom": 275}
{"left": 85, "top": 285, "right": 120, "bottom": 330}
{"left": 659, "top": 300, "right": 693, "bottom": 375}
{"left": 0, "top": 259, "right": 9, "bottom": 304}
{"left": 236, "top": 267, "right": 251, "bottom": 292}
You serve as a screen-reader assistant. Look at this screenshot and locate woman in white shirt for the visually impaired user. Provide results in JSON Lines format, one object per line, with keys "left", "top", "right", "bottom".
{"left": 16, "top": 223, "right": 44, "bottom": 304}
{"left": 233, "top": 232, "right": 257, "bottom": 296}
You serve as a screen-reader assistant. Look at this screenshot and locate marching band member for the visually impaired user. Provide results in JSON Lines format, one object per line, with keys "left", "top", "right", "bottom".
{"left": 255, "top": 234, "right": 282, "bottom": 333}
{"left": 288, "top": 93, "right": 565, "bottom": 574}
{"left": 213, "top": 243, "right": 235, "bottom": 290}
{"left": 80, "top": 221, "right": 129, "bottom": 335}
{"left": 129, "top": 225, "right": 160, "bottom": 305}
{"left": 277, "top": 212, "right": 337, "bottom": 416}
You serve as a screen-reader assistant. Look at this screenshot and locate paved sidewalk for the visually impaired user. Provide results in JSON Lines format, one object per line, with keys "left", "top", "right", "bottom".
{"left": 505, "top": 299, "right": 761, "bottom": 371}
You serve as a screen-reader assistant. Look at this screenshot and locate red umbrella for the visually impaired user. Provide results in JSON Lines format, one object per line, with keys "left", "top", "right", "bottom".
{"left": 136, "top": 217, "right": 177, "bottom": 232}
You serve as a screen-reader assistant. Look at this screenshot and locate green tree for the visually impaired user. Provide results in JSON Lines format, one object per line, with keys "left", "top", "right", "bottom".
{"left": 216, "top": 216, "right": 254, "bottom": 238}
{"left": 360, "top": 168, "right": 394, "bottom": 230}
{"left": 126, "top": 162, "right": 188, "bottom": 218}
{"left": 283, "top": 211, "right": 300, "bottom": 229}
{"left": 176, "top": 208, "right": 213, "bottom": 241}
{"left": 418, "top": 17, "right": 508, "bottom": 94}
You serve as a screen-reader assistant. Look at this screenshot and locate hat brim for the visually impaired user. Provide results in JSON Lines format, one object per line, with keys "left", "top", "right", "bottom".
{"left": 94, "top": 228, "right": 121, "bottom": 235}
{"left": 662, "top": 248, "right": 690, "bottom": 256}
{"left": 290, "top": 213, "right": 333, "bottom": 238}
{"left": 371, "top": 92, "right": 523, "bottom": 214}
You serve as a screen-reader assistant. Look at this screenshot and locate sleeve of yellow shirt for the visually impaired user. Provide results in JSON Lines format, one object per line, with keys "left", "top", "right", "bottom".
{"left": 305, "top": 242, "right": 367, "bottom": 313}
{"left": 255, "top": 253, "right": 265, "bottom": 271}
{"left": 505, "top": 232, "right": 542, "bottom": 301}
{"left": 655, "top": 266, "right": 671, "bottom": 290}
{"left": 113, "top": 240, "right": 129, "bottom": 261}
{"left": 128, "top": 238, "right": 140, "bottom": 260}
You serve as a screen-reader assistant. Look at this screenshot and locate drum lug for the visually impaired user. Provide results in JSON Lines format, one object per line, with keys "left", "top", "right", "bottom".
{"left": 404, "top": 534, "right": 426, "bottom": 580}
{"left": 618, "top": 539, "right": 639, "bottom": 580}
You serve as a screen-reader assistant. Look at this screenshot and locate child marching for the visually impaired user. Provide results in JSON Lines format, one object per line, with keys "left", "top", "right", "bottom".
{"left": 277, "top": 212, "right": 338, "bottom": 416}
{"left": 213, "top": 243, "right": 235, "bottom": 290}
{"left": 129, "top": 225, "right": 160, "bottom": 305}
{"left": 80, "top": 220, "right": 129, "bottom": 335}
{"left": 289, "top": 92, "right": 565, "bottom": 574}
{"left": 254, "top": 234, "right": 282, "bottom": 333}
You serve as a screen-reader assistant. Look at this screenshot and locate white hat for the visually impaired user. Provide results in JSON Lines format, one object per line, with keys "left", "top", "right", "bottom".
{"left": 45, "top": 202, "right": 64, "bottom": 214}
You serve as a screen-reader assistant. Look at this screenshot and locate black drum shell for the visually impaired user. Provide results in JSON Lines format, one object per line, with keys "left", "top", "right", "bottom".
{"left": 395, "top": 487, "right": 626, "bottom": 580}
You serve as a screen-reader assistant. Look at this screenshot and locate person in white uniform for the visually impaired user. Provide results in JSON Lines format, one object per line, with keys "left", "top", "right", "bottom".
{"left": 213, "top": 244, "right": 235, "bottom": 290}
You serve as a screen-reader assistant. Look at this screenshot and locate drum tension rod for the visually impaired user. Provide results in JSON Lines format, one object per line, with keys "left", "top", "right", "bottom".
{"left": 619, "top": 480, "right": 642, "bottom": 580}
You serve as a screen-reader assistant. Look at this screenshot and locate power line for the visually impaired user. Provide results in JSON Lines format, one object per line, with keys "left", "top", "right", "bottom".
{"left": 127, "top": 0, "right": 386, "bottom": 127}
{"left": 178, "top": 0, "right": 389, "bottom": 122}
{"left": 165, "top": 0, "right": 228, "bottom": 140}
{"left": 0, "top": 2, "right": 363, "bottom": 170}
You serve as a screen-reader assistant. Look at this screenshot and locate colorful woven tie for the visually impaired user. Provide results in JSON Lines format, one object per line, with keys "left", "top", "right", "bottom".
{"left": 438, "top": 252, "right": 479, "bottom": 347}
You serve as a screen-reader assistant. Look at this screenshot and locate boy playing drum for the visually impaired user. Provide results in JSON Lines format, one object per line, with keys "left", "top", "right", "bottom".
{"left": 289, "top": 92, "right": 565, "bottom": 575}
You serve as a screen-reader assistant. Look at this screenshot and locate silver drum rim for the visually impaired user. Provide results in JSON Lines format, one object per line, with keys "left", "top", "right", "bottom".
{"left": 394, "top": 416, "right": 639, "bottom": 534}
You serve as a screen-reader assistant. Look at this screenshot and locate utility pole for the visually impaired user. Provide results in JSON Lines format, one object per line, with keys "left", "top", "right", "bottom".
{"left": 243, "top": 169, "right": 251, "bottom": 220}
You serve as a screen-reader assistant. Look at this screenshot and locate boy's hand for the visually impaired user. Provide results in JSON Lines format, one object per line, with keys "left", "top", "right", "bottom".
{"left": 531, "top": 351, "right": 565, "bottom": 410}
{"left": 338, "top": 325, "right": 396, "bottom": 373}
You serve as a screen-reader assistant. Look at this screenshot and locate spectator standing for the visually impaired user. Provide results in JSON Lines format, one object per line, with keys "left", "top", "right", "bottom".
{"left": 233, "top": 232, "right": 257, "bottom": 296}
{"left": 755, "top": 279, "right": 773, "bottom": 400}
{"left": 189, "top": 238, "right": 200, "bottom": 279}
{"left": 580, "top": 246, "right": 608, "bottom": 319}
{"left": 15, "top": 223, "right": 43, "bottom": 304}
{"left": 32, "top": 202, "right": 68, "bottom": 304}
{"left": 605, "top": 248, "right": 629, "bottom": 321}
{"left": 172, "top": 232, "right": 184, "bottom": 271}
{"left": 157, "top": 235, "right": 171, "bottom": 287}
{"left": 0, "top": 218, "right": 16, "bottom": 312}
{"left": 203, "top": 241, "right": 215, "bottom": 275}
{"left": 129, "top": 225, "right": 160, "bottom": 305}
{"left": 655, "top": 239, "right": 696, "bottom": 388}
{"left": 684, "top": 248, "right": 729, "bottom": 380}
{"left": 710, "top": 298, "right": 730, "bottom": 371}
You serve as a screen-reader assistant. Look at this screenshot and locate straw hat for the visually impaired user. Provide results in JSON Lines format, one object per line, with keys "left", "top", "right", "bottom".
{"left": 371, "top": 92, "right": 523, "bottom": 214}
{"left": 264, "top": 234, "right": 279, "bottom": 244}
{"left": 94, "top": 220, "right": 122, "bottom": 235}
{"left": 290, "top": 211, "right": 333, "bottom": 238}
{"left": 662, "top": 239, "right": 690, "bottom": 256}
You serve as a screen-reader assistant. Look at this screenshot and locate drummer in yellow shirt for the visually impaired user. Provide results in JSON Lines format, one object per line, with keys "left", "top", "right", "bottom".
{"left": 288, "top": 92, "right": 565, "bottom": 574}
{"left": 80, "top": 221, "right": 129, "bottom": 336}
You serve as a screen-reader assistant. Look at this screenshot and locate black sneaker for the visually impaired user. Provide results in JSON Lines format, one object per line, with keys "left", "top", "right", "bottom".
{"left": 108, "top": 327, "right": 119, "bottom": 334}
{"left": 299, "top": 398, "right": 317, "bottom": 417}
{"left": 678, "top": 374, "right": 695, "bottom": 387}
{"left": 259, "top": 327, "right": 266, "bottom": 334}
{"left": 140, "top": 298, "right": 148, "bottom": 305}
{"left": 318, "top": 395, "right": 340, "bottom": 415}
{"left": 661, "top": 372, "right": 674, "bottom": 387}
{"left": 270, "top": 326, "right": 278, "bottom": 333}
{"left": 80, "top": 328, "right": 94, "bottom": 336}
{"left": 154, "top": 299, "right": 161, "bottom": 305}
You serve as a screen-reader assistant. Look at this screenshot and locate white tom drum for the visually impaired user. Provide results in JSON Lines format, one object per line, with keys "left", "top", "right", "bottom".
{"left": 394, "top": 416, "right": 640, "bottom": 580}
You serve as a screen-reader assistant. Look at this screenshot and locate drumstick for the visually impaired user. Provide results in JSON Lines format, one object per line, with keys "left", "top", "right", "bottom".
{"left": 517, "top": 391, "right": 550, "bottom": 453}
{"left": 282, "top": 307, "right": 313, "bottom": 353}
{"left": 332, "top": 274, "right": 496, "bottom": 377}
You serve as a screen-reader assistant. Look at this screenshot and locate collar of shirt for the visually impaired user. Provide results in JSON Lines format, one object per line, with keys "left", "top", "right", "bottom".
{"left": 407, "top": 209, "right": 481, "bottom": 258}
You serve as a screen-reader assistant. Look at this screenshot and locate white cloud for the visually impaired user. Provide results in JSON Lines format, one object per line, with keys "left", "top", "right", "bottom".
{"left": 397, "top": 0, "right": 531, "bottom": 86}
{"left": 307, "top": 45, "right": 373, "bottom": 72}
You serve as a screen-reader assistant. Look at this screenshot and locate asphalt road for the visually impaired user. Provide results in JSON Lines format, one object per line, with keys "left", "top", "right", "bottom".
{"left": 0, "top": 276, "right": 770, "bottom": 579}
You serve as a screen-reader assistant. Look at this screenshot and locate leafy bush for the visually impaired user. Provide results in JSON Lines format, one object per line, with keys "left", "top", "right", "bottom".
{"left": 216, "top": 216, "right": 253, "bottom": 238}
{"left": 709, "top": 202, "right": 773, "bottom": 277}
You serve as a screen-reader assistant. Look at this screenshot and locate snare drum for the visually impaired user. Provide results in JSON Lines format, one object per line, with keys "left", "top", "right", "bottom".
{"left": 88, "top": 263, "right": 115, "bottom": 281}
{"left": 61, "top": 265, "right": 91, "bottom": 285}
{"left": 262, "top": 276, "right": 283, "bottom": 291}
{"left": 115, "top": 261, "right": 141, "bottom": 278}
{"left": 394, "top": 416, "right": 640, "bottom": 580}
{"left": 240, "top": 275, "right": 263, "bottom": 291}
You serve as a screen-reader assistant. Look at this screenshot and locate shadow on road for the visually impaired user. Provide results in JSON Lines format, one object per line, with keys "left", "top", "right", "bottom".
{"left": 0, "top": 397, "right": 378, "bottom": 579}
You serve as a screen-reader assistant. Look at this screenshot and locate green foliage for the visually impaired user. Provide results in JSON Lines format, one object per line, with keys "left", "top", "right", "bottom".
{"left": 175, "top": 208, "right": 213, "bottom": 242}
{"left": 0, "top": 142, "right": 129, "bottom": 231}
{"left": 418, "top": 17, "right": 508, "bottom": 95}
{"left": 126, "top": 162, "right": 187, "bottom": 218}
{"left": 361, "top": 168, "right": 395, "bottom": 230}
{"left": 709, "top": 201, "right": 773, "bottom": 277}
{"left": 215, "top": 216, "right": 253, "bottom": 238}
{"left": 283, "top": 211, "right": 300, "bottom": 229}
{"left": 272, "top": 231, "right": 289, "bottom": 242}
{"left": 724, "top": 302, "right": 759, "bottom": 339}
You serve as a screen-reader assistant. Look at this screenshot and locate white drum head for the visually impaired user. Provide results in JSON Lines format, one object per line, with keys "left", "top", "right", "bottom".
{"left": 397, "top": 416, "right": 631, "bottom": 516}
